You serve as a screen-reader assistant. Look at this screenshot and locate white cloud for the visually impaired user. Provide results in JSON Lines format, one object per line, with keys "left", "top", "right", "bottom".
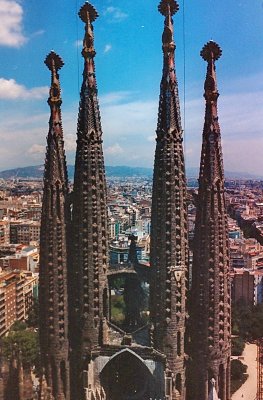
{"left": 100, "top": 91, "right": 134, "bottom": 106}
{"left": 28, "top": 144, "right": 45, "bottom": 155}
{"left": 0, "top": 78, "right": 48, "bottom": 100}
{"left": 183, "top": 73, "right": 263, "bottom": 174}
{"left": 31, "top": 29, "right": 45, "bottom": 38}
{"left": 104, "top": 44, "right": 112, "bottom": 54}
{"left": 101, "top": 95, "right": 157, "bottom": 141}
{"left": 103, "top": 6, "right": 128, "bottom": 22}
{"left": 74, "top": 39, "right": 82, "bottom": 48}
{"left": 105, "top": 143, "right": 124, "bottom": 156}
{"left": 64, "top": 134, "right": 76, "bottom": 152}
{"left": 0, "top": 111, "right": 47, "bottom": 169}
{"left": 99, "top": 92, "right": 157, "bottom": 167}
{"left": 0, "top": 71, "right": 262, "bottom": 175}
{"left": 99, "top": 70, "right": 263, "bottom": 173}
{"left": 0, "top": 0, "right": 27, "bottom": 47}
{"left": 222, "top": 137, "right": 263, "bottom": 176}
{"left": 0, "top": 107, "right": 74, "bottom": 169}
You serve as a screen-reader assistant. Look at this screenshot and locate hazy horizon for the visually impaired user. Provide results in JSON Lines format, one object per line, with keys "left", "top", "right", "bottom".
{"left": 0, "top": 163, "right": 262, "bottom": 179}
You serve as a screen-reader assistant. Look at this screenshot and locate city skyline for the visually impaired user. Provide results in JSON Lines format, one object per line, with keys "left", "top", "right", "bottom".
{"left": 0, "top": 0, "right": 262, "bottom": 174}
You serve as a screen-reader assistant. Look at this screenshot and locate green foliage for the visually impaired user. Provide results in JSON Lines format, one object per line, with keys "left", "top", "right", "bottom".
{"left": 232, "top": 301, "right": 263, "bottom": 340}
{"left": 232, "top": 321, "right": 240, "bottom": 336}
{"left": 1, "top": 326, "right": 39, "bottom": 368}
{"left": 231, "top": 360, "right": 248, "bottom": 395}
{"left": 111, "top": 295, "right": 126, "bottom": 324}
{"left": 231, "top": 359, "right": 247, "bottom": 380}
{"left": 232, "top": 337, "right": 245, "bottom": 356}
{"left": 242, "top": 224, "right": 253, "bottom": 239}
{"left": 231, "top": 359, "right": 248, "bottom": 395}
{"left": 26, "top": 298, "right": 39, "bottom": 328}
{"left": 11, "top": 320, "right": 27, "bottom": 332}
{"left": 111, "top": 277, "right": 125, "bottom": 291}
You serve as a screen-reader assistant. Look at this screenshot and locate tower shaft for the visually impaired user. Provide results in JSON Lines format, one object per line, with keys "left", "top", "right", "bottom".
{"left": 39, "top": 52, "right": 70, "bottom": 400}
{"left": 70, "top": 3, "right": 109, "bottom": 398}
{"left": 150, "top": 1, "right": 188, "bottom": 399}
{"left": 190, "top": 41, "right": 231, "bottom": 400}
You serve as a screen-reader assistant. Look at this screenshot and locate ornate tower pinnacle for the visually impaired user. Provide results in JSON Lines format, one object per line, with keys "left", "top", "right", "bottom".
{"left": 158, "top": 0, "right": 179, "bottom": 53}
{"left": 39, "top": 51, "right": 70, "bottom": 400}
{"left": 70, "top": 2, "right": 109, "bottom": 398}
{"left": 201, "top": 40, "right": 222, "bottom": 62}
{"left": 199, "top": 40, "right": 223, "bottom": 185}
{"left": 158, "top": 0, "right": 179, "bottom": 17}
{"left": 79, "top": 2, "right": 98, "bottom": 23}
{"left": 190, "top": 42, "right": 231, "bottom": 400}
{"left": 150, "top": 1, "right": 188, "bottom": 399}
{"left": 45, "top": 50, "right": 64, "bottom": 95}
{"left": 201, "top": 41, "right": 222, "bottom": 104}
{"left": 79, "top": 4, "right": 97, "bottom": 55}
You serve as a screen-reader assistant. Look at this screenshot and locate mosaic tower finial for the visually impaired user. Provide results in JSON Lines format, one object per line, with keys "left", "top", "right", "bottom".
{"left": 158, "top": 0, "right": 179, "bottom": 17}
{"left": 201, "top": 40, "right": 222, "bottom": 62}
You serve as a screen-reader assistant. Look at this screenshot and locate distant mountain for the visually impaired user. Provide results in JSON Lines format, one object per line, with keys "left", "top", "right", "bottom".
{"left": 0, "top": 165, "right": 45, "bottom": 179}
{"left": 186, "top": 167, "right": 263, "bottom": 180}
{"left": 0, "top": 165, "right": 153, "bottom": 180}
{"left": 224, "top": 170, "right": 263, "bottom": 180}
{"left": 0, "top": 164, "right": 262, "bottom": 180}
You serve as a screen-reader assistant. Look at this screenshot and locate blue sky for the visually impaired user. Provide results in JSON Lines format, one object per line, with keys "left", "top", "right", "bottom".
{"left": 0, "top": 0, "right": 263, "bottom": 174}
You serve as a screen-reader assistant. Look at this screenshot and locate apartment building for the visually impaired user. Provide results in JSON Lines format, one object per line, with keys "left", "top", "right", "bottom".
{"left": 0, "top": 220, "right": 10, "bottom": 245}
{"left": 10, "top": 221, "right": 40, "bottom": 245}
{"left": 0, "top": 271, "right": 38, "bottom": 337}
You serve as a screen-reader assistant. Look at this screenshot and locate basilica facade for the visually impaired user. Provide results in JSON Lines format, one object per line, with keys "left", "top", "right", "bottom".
{"left": 39, "top": 1, "right": 231, "bottom": 400}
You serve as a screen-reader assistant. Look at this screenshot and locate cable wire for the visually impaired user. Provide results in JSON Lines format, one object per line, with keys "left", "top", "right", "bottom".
{"left": 182, "top": 0, "right": 186, "bottom": 157}
{"left": 75, "top": 0, "right": 80, "bottom": 94}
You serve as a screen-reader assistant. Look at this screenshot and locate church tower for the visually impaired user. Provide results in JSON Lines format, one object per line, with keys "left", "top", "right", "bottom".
{"left": 69, "top": 2, "right": 109, "bottom": 398}
{"left": 68, "top": 3, "right": 175, "bottom": 400}
{"left": 39, "top": 51, "right": 70, "bottom": 400}
{"left": 150, "top": 1, "right": 188, "bottom": 398}
{"left": 190, "top": 41, "right": 231, "bottom": 400}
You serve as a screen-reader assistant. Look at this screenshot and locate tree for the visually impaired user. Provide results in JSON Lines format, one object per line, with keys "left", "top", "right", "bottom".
{"left": 231, "top": 359, "right": 247, "bottom": 380}
{"left": 232, "top": 301, "right": 263, "bottom": 341}
{"left": 232, "top": 337, "right": 245, "bottom": 356}
{"left": 1, "top": 325, "right": 39, "bottom": 368}
{"left": 26, "top": 298, "right": 39, "bottom": 328}
{"left": 11, "top": 320, "right": 27, "bottom": 332}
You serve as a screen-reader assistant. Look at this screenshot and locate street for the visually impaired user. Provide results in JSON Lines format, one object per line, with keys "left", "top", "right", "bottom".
{"left": 232, "top": 343, "right": 257, "bottom": 400}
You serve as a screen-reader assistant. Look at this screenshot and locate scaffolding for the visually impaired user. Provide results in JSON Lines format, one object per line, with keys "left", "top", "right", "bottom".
{"left": 257, "top": 339, "right": 263, "bottom": 400}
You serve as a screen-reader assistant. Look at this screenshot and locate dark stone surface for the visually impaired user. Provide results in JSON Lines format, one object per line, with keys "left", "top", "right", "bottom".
{"left": 189, "top": 42, "right": 231, "bottom": 400}
{"left": 39, "top": 51, "right": 70, "bottom": 400}
{"left": 150, "top": 3, "right": 188, "bottom": 399}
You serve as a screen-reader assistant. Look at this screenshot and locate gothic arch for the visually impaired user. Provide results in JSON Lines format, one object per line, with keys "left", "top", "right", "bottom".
{"left": 175, "top": 373, "right": 182, "bottom": 394}
{"left": 177, "top": 331, "right": 181, "bottom": 356}
{"left": 218, "top": 363, "right": 225, "bottom": 400}
{"left": 100, "top": 349, "right": 155, "bottom": 400}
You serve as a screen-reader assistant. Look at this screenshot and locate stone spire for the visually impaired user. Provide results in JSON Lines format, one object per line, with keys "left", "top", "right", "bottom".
{"left": 70, "top": 1, "right": 109, "bottom": 397}
{"left": 190, "top": 41, "right": 231, "bottom": 400}
{"left": 150, "top": 1, "right": 188, "bottom": 398}
{"left": 39, "top": 51, "right": 70, "bottom": 400}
